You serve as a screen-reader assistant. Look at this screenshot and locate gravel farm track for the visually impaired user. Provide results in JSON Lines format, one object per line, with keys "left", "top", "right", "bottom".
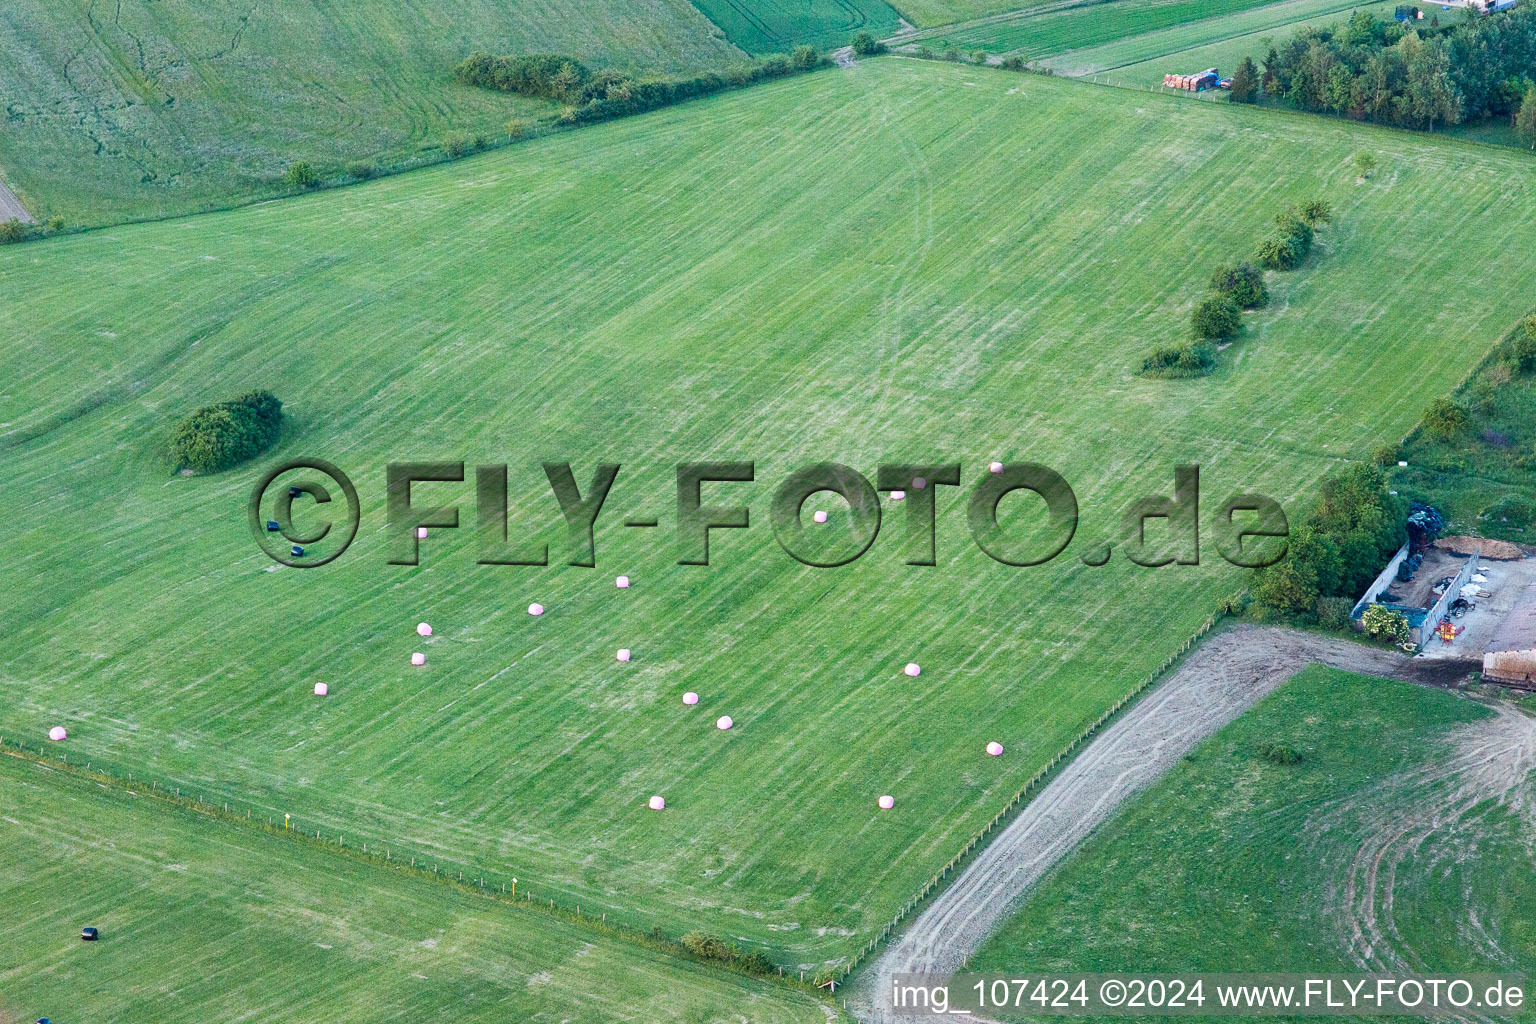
{"left": 851, "top": 624, "right": 1521, "bottom": 1022}
{"left": 0, "top": 179, "right": 33, "bottom": 224}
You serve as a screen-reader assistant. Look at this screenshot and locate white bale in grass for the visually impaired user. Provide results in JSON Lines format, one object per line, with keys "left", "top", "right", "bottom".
{"left": 416, "top": 622, "right": 432, "bottom": 637}
{"left": 48, "top": 726, "right": 67, "bottom": 742}
{"left": 986, "top": 741, "right": 1004, "bottom": 757}
{"left": 617, "top": 648, "right": 631, "bottom": 662}
{"left": 877, "top": 794, "right": 894, "bottom": 810}
{"left": 913, "top": 477, "right": 927, "bottom": 489}
{"left": 683, "top": 692, "right": 700, "bottom": 706}
{"left": 989, "top": 461, "right": 1004, "bottom": 474}
{"left": 314, "top": 682, "right": 329, "bottom": 697}
{"left": 1397, "top": 460, "right": 1408, "bottom": 468}
{"left": 716, "top": 715, "right": 734, "bottom": 730}
{"left": 411, "top": 652, "right": 426, "bottom": 666}
{"left": 648, "top": 795, "right": 666, "bottom": 810}
{"left": 616, "top": 575, "right": 630, "bottom": 589}
{"left": 813, "top": 510, "right": 828, "bottom": 523}
{"left": 528, "top": 602, "right": 544, "bottom": 616}
{"left": 416, "top": 526, "right": 429, "bottom": 539}
{"left": 891, "top": 490, "right": 906, "bottom": 501}
{"left": 904, "top": 662, "right": 921, "bottom": 677}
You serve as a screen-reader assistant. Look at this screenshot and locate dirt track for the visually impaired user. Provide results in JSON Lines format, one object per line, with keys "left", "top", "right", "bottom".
{"left": 0, "top": 179, "right": 33, "bottom": 224}
{"left": 852, "top": 625, "right": 1476, "bottom": 1022}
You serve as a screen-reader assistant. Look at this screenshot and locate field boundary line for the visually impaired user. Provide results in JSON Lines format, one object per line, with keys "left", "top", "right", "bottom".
{"left": 836, "top": 592, "right": 1244, "bottom": 984}
{"left": 0, "top": 741, "right": 849, "bottom": 1015}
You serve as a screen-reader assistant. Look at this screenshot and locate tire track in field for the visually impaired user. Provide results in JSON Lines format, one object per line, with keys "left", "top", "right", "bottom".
{"left": 1310, "top": 702, "right": 1535, "bottom": 1005}
{"left": 851, "top": 625, "right": 1462, "bottom": 1023}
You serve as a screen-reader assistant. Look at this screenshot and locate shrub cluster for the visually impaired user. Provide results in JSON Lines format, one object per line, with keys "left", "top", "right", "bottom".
{"left": 1361, "top": 603, "right": 1410, "bottom": 644}
{"left": 1253, "top": 463, "right": 1407, "bottom": 616}
{"left": 1209, "top": 261, "right": 1269, "bottom": 310}
{"left": 1511, "top": 314, "right": 1536, "bottom": 373}
{"left": 168, "top": 390, "right": 283, "bottom": 474}
{"left": 284, "top": 162, "right": 319, "bottom": 189}
{"left": 1258, "top": 740, "right": 1304, "bottom": 765}
{"left": 1422, "top": 396, "right": 1470, "bottom": 440}
{"left": 0, "top": 216, "right": 67, "bottom": 245}
{"left": 679, "top": 932, "right": 775, "bottom": 975}
{"left": 1191, "top": 295, "right": 1243, "bottom": 341}
{"left": 1256, "top": 201, "right": 1329, "bottom": 270}
{"left": 851, "top": 32, "right": 887, "bottom": 56}
{"left": 455, "top": 48, "right": 826, "bottom": 126}
{"left": 1140, "top": 340, "right": 1218, "bottom": 378}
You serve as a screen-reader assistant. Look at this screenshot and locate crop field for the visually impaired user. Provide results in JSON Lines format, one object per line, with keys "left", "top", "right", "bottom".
{"left": 970, "top": 667, "right": 1536, "bottom": 995}
{"left": 905, "top": 0, "right": 1300, "bottom": 59}
{"left": 1041, "top": 0, "right": 1396, "bottom": 77}
{"left": 0, "top": 0, "right": 744, "bottom": 227}
{"left": 0, "top": 755, "right": 832, "bottom": 1023}
{"left": 690, "top": 0, "right": 906, "bottom": 52}
{"left": 891, "top": 0, "right": 1075, "bottom": 30}
{"left": 3, "top": 59, "right": 1536, "bottom": 976}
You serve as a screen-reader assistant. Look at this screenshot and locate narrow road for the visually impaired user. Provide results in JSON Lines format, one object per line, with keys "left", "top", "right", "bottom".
{"left": 851, "top": 625, "right": 1473, "bottom": 1022}
{"left": 0, "top": 178, "right": 34, "bottom": 224}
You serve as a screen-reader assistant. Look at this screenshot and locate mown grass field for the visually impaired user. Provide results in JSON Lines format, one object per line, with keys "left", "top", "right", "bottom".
{"left": 891, "top": 0, "right": 1072, "bottom": 30}
{"left": 970, "top": 667, "right": 1535, "bottom": 1009}
{"left": 0, "top": 0, "right": 744, "bottom": 227}
{"left": 0, "top": 755, "right": 833, "bottom": 1023}
{"left": 2, "top": 59, "right": 1535, "bottom": 971}
{"left": 691, "top": 0, "right": 906, "bottom": 52}
{"left": 907, "top": 0, "right": 1300, "bottom": 58}
{"left": 1042, "top": 0, "right": 1395, "bottom": 77}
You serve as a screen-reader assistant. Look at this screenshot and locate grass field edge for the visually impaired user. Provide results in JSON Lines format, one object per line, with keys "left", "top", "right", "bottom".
{"left": 0, "top": 743, "right": 851, "bottom": 1013}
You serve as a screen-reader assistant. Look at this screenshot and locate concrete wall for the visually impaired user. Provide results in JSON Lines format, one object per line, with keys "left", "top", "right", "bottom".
{"left": 1352, "top": 541, "right": 1410, "bottom": 619}
{"left": 1417, "top": 545, "right": 1480, "bottom": 646}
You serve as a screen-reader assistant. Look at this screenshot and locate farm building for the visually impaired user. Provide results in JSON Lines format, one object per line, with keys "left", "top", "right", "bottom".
{"left": 1482, "top": 579, "right": 1536, "bottom": 689}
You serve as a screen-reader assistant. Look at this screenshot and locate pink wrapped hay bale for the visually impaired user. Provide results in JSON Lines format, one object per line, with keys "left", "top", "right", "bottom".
{"left": 417, "top": 622, "right": 432, "bottom": 637}
{"left": 986, "top": 741, "right": 1004, "bottom": 756}
{"left": 616, "top": 575, "right": 630, "bottom": 588}
{"left": 877, "top": 795, "right": 894, "bottom": 810}
{"left": 617, "top": 649, "right": 631, "bottom": 662}
{"left": 716, "top": 715, "right": 734, "bottom": 730}
{"left": 683, "top": 692, "right": 700, "bottom": 706}
{"left": 904, "top": 663, "right": 921, "bottom": 677}
{"left": 411, "top": 652, "right": 426, "bottom": 666}
{"left": 648, "top": 795, "right": 666, "bottom": 810}
{"left": 314, "top": 682, "right": 329, "bottom": 696}
{"left": 528, "top": 602, "right": 544, "bottom": 616}
{"left": 49, "top": 726, "right": 67, "bottom": 742}
{"left": 813, "top": 510, "right": 828, "bottom": 523}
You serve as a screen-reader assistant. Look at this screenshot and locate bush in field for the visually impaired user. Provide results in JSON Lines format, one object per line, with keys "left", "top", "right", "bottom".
{"left": 1192, "top": 295, "right": 1242, "bottom": 340}
{"left": 792, "top": 45, "right": 820, "bottom": 70}
{"left": 0, "top": 218, "right": 29, "bottom": 244}
{"left": 1299, "top": 199, "right": 1333, "bottom": 226}
{"left": 1352, "top": 151, "right": 1377, "bottom": 179}
{"left": 1258, "top": 740, "right": 1304, "bottom": 764}
{"left": 168, "top": 390, "right": 283, "bottom": 474}
{"left": 284, "top": 161, "right": 319, "bottom": 189}
{"left": 1209, "top": 261, "right": 1268, "bottom": 309}
{"left": 1371, "top": 442, "right": 1398, "bottom": 466}
{"left": 851, "top": 32, "right": 886, "bottom": 55}
{"left": 1140, "top": 341, "right": 1218, "bottom": 378}
{"left": 1255, "top": 233, "right": 1301, "bottom": 270}
{"left": 443, "top": 132, "right": 475, "bottom": 158}
{"left": 1315, "top": 595, "right": 1354, "bottom": 631}
{"left": 1000, "top": 55, "right": 1027, "bottom": 71}
{"left": 681, "top": 932, "right": 737, "bottom": 964}
{"left": 1361, "top": 603, "right": 1410, "bottom": 645}
{"left": 344, "top": 162, "right": 374, "bottom": 180}
{"left": 1423, "top": 397, "right": 1470, "bottom": 440}
{"left": 971, "top": 50, "right": 988, "bottom": 64}
{"left": 505, "top": 117, "right": 532, "bottom": 140}
{"left": 45, "top": 217, "right": 65, "bottom": 232}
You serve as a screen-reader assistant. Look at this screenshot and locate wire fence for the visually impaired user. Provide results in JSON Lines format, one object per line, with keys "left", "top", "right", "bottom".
{"left": 835, "top": 592, "right": 1243, "bottom": 983}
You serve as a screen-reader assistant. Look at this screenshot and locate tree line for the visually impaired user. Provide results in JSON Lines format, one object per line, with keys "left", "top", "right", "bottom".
{"left": 454, "top": 48, "right": 826, "bottom": 126}
{"left": 1227, "top": 4, "right": 1536, "bottom": 141}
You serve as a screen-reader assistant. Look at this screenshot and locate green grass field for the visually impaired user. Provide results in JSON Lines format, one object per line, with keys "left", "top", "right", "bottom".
{"left": 691, "top": 0, "right": 906, "bottom": 52}
{"left": 1042, "top": 0, "right": 1395, "bottom": 77}
{"left": 0, "top": 755, "right": 833, "bottom": 1023}
{"left": 0, "top": 0, "right": 744, "bottom": 227}
{"left": 3, "top": 59, "right": 1535, "bottom": 971}
{"left": 891, "top": 0, "right": 1069, "bottom": 30}
{"left": 906, "top": 0, "right": 1301, "bottom": 58}
{"left": 970, "top": 667, "right": 1535, "bottom": 1007}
